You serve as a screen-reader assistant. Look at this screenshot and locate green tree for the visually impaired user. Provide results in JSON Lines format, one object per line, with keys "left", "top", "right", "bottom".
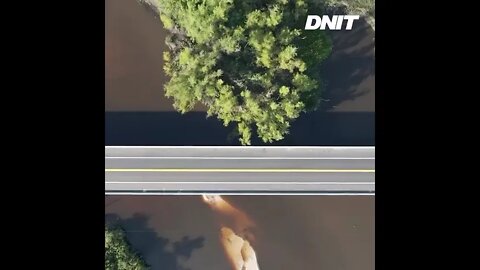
{"left": 105, "top": 225, "right": 148, "bottom": 270}
{"left": 155, "top": 0, "right": 332, "bottom": 145}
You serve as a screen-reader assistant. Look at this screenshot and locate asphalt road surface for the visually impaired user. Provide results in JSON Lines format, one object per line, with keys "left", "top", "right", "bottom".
{"left": 105, "top": 147, "right": 375, "bottom": 194}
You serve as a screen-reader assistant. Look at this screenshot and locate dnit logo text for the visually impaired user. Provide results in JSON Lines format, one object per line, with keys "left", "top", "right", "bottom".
{"left": 305, "top": 15, "right": 360, "bottom": 30}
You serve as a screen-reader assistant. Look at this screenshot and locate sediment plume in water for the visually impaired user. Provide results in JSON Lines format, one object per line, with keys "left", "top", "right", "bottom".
{"left": 202, "top": 195, "right": 260, "bottom": 270}
{"left": 202, "top": 195, "right": 255, "bottom": 241}
{"left": 220, "top": 227, "right": 260, "bottom": 270}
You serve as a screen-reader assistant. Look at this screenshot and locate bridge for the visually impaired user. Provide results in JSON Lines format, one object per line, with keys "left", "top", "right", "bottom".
{"left": 105, "top": 146, "right": 375, "bottom": 195}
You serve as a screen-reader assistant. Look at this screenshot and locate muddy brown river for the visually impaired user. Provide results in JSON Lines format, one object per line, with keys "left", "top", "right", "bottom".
{"left": 105, "top": 195, "right": 375, "bottom": 270}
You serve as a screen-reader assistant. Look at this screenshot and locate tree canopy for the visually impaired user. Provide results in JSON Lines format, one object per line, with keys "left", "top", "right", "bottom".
{"left": 156, "top": 0, "right": 331, "bottom": 145}
{"left": 105, "top": 225, "right": 148, "bottom": 270}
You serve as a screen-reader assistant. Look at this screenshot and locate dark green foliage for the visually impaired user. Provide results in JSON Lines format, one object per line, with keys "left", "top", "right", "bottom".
{"left": 156, "top": 0, "right": 332, "bottom": 145}
{"left": 105, "top": 226, "right": 148, "bottom": 270}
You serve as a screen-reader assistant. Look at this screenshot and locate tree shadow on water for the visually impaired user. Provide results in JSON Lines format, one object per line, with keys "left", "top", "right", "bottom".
{"left": 105, "top": 213, "right": 205, "bottom": 270}
{"left": 319, "top": 18, "right": 375, "bottom": 111}
{"left": 173, "top": 236, "right": 205, "bottom": 259}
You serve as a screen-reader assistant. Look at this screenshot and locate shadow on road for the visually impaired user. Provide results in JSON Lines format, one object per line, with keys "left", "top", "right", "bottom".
{"left": 105, "top": 213, "right": 205, "bottom": 270}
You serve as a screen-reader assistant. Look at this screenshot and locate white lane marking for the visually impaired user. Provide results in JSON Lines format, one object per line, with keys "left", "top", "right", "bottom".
{"left": 106, "top": 146, "right": 375, "bottom": 149}
{"left": 105, "top": 157, "right": 375, "bottom": 160}
{"left": 105, "top": 181, "right": 375, "bottom": 184}
{"left": 105, "top": 192, "right": 375, "bottom": 196}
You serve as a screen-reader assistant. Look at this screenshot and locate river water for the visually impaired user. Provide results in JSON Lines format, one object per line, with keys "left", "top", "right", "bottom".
{"left": 105, "top": 195, "right": 375, "bottom": 270}
{"left": 105, "top": 0, "right": 375, "bottom": 146}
